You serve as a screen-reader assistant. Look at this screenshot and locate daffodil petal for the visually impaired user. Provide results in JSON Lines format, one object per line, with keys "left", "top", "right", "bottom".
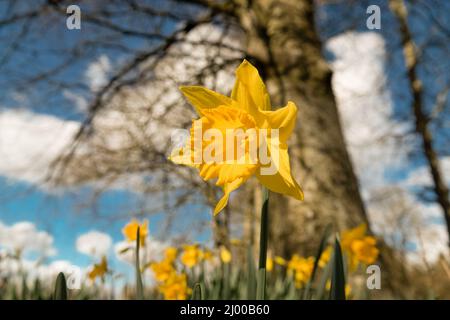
{"left": 231, "top": 61, "right": 267, "bottom": 125}
{"left": 213, "top": 177, "right": 246, "bottom": 215}
{"left": 180, "top": 86, "right": 233, "bottom": 115}
{"left": 232, "top": 60, "right": 271, "bottom": 111}
{"left": 216, "top": 164, "right": 257, "bottom": 186}
{"left": 261, "top": 101, "right": 298, "bottom": 143}
{"left": 256, "top": 144, "right": 303, "bottom": 200}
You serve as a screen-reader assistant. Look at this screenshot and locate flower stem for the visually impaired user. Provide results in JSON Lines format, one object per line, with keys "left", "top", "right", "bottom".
{"left": 135, "top": 227, "right": 144, "bottom": 300}
{"left": 256, "top": 186, "right": 269, "bottom": 300}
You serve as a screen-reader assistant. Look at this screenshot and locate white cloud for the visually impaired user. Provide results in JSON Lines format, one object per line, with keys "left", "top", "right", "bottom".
{"left": 327, "top": 32, "right": 411, "bottom": 193}
{"left": 0, "top": 220, "right": 56, "bottom": 257}
{"left": 85, "top": 55, "right": 111, "bottom": 92}
{"left": 76, "top": 231, "right": 112, "bottom": 258}
{"left": 0, "top": 109, "right": 79, "bottom": 185}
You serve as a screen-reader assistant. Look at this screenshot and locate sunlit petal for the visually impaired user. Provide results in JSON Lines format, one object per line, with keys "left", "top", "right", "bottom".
{"left": 214, "top": 177, "right": 247, "bottom": 215}
{"left": 180, "top": 86, "right": 233, "bottom": 115}
{"left": 256, "top": 144, "right": 303, "bottom": 200}
{"left": 232, "top": 60, "right": 271, "bottom": 111}
{"left": 261, "top": 101, "right": 298, "bottom": 143}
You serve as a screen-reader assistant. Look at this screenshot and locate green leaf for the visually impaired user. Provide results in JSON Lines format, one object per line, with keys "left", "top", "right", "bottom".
{"left": 33, "top": 279, "right": 42, "bottom": 300}
{"left": 329, "top": 236, "right": 346, "bottom": 300}
{"left": 256, "top": 268, "right": 266, "bottom": 300}
{"left": 303, "top": 223, "right": 333, "bottom": 300}
{"left": 246, "top": 245, "right": 256, "bottom": 299}
{"left": 314, "top": 255, "right": 332, "bottom": 300}
{"left": 191, "top": 283, "right": 205, "bottom": 300}
{"left": 256, "top": 187, "right": 269, "bottom": 300}
{"left": 53, "top": 272, "right": 68, "bottom": 300}
{"left": 21, "top": 275, "right": 28, "bottom": 300}
{"left": 222, "top": 262, "right": 231, "bottom": 299}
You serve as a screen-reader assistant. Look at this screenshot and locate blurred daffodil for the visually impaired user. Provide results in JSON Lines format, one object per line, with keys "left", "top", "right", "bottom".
{"left": 350, "top": 236, "right": 379, "bottom": 265}
{"left": 230, "top": 238, "right": 242, "bottom": 246}
{"left": 203, "top": 249, "right": 213, "bottom": 261}
{"left": 180, "top": 244, "right": 202, "bottom": 268}
{"left": 266, "top": 256, "right": 274, "bottom": 272}
{"left": 164, "top": 247, "right": 178, "bottom": 262}
{"left": 341, "top": 223, "right": 379, "bottom": 270}
{"left": 341, "top": 223, "right": 367, "bottom": 251}
{"left": 318, "top": 246, "right": 332, "bottom": 268}
{"left": 220, "top": 246, "right": 232, "bottom": 264}
{"left": 88, "top": 256, "right": 108, "bottom": 282}
{"left": 170, "top": 60, "right": 303, "bottom": 215}
{"left": 150, "top": 260, "right": 176, "bottom": 282}
{"left": 158, "top": 273, "right": 191, "bottom": 300}
{"left": 122, "top": 219, "right": 148, "bottom": 246}
{"left": 287, "top": 255, "right": 314, "bottom": 288}
{"left": 274, "top": 256, "right": 287, "bottom": 266}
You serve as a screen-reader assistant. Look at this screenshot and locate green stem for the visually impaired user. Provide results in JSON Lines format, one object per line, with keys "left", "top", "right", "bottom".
{"left": 135, "top": 227, "right": 144, "bottom": 300}
{"left": 256, "top": 186, "right": 269, "bottom": 300}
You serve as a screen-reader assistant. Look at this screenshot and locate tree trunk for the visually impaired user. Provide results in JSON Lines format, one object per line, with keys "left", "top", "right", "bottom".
{"left": 236, "top": 0, "right": 368, "bottom": 255}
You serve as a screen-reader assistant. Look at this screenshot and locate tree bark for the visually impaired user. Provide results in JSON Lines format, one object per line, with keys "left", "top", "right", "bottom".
{"left": 235, "top": 0, "right": 369, "bottom": 255}
{"left": 389, "top": 0, "right": 450, "bottom": 247}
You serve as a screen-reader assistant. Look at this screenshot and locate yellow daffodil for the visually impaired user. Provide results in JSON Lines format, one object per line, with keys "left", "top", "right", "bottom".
{"left": 170, "top": 60, "right": 303, "bottom": 215}
{"left": 203, "top": 249, "right": 213, "bottom": 261}
{"left": 158, "top": 273, "right": 191, "bottom": 300}
{"left": 164, "top": 247, "right": 178, "bottom": 262}
{"left": 122, "top": 219, "right": 148, "bottom": 246}
{"left": 230, "top": 238, "right": 242, "bottom": 246}
{"left": 340, "top": 224, "right": 379, "bottom": 271}
{"left": 266, "top": 256, "right": 274, "bottom": 272}
{"left": 274, "top": 256, "right": 287, "bottom": 266}
{"left": 180, "top": 244, "right": 202, "bottom": 268}
{"left": 88, "top": 256, "right": 108, "bottom": 281}
{"left": 150, "top": 260, "right": 176, "bottom": 282}
{"left": 341, "top": 223, "right": 367, "bottom": 252}
{"left": 287, "top": 255, "right": 314, "bottom": 288}
{"left": 318, "top": 246, "right": 332, "bottom": 268}
{"left": 350, "top": 236, "right": 379, "bottom": 265}
{"left": 346, "top": 284, "right": 352, "bottom": 298}
{"left": 220, "top": 246, "right": 232, "bottom": 264}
